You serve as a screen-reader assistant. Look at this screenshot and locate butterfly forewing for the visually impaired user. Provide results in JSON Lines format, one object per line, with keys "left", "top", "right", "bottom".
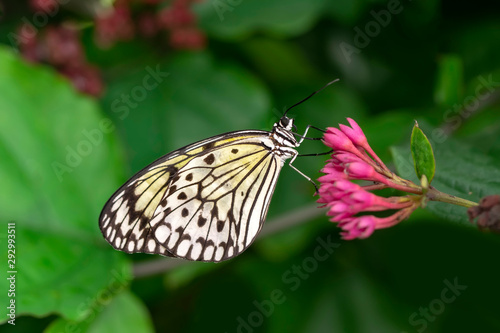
{"left": 99, "top": 130, "right": 291, "bottom": 262}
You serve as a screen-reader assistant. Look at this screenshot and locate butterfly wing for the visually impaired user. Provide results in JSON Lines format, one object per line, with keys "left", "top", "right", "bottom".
{"left": 99, "top": 130, "right": 286, "bottom": 262}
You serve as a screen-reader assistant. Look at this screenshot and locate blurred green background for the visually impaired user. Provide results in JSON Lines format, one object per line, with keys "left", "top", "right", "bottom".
{"left": 1, "top": 0, "right": 500, "bottom": 332}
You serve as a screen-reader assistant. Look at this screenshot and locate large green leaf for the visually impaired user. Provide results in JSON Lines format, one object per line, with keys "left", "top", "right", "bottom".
{"left": 0, "top": 47, "right": 131, "bottom": 321}
{"left": 194, "top": 0, "right": 328, "bottom": 40}
{"left": 44, "top": 291, "right": 154, "bottom": 333}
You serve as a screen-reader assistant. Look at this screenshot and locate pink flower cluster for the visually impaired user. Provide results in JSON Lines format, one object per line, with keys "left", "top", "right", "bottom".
{"left": 317, "top": 118, "right": 421, "bottom": 240}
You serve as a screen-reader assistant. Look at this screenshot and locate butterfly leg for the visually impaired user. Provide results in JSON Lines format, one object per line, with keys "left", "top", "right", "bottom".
{"left": 294, "top": 124, "right": 334, "bottom": 157}
{"left": 296, "top": 125, "right": 326, "bottom": 144}
{"left": 298, "top": 150, "right": 333, "bottom": 157}
{"left": 288, "top": 150, "right": 319, "bottom": 193}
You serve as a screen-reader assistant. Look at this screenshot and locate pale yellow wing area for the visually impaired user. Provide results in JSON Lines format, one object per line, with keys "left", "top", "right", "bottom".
{"left": 149, "top": 141, "right": 282, "bottom": 262}
{"left": 99, "top": 130, "right": 283, "bottom": 261}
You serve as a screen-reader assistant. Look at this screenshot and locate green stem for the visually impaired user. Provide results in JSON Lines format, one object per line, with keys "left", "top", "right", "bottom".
{"left": 386, "top": 178, "right": 423, "bottom": 195}
{"left": 426, "top": 187, "right": 478, "bottom": 208}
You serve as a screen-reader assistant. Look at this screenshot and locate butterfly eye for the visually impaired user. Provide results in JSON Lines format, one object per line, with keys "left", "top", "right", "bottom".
{"left": 280, "top": 117, "right": 290, "bottom": 128}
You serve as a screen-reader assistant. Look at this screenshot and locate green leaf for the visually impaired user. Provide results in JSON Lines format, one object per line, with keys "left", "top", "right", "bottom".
{"left": 44, "top": 291, "right": 154, "bottom": 333}
{"left": 240, "top": 38, "right": 320, "bottom": 84}
{"left": 0, "top": 46, "right": 131, "bottom": 321}
{"left": 194, "top": 0, "right": 328, "bottom": 40}
{"left": 433, "top": 54, "right": 464, "bottom": 107}
{"left": 302, "top": 271, "right": 412, "bottom": 332}
{"left": 392, "top": 129, "right": 500, "bottom": 224}
{"left": 100, "top": 52, "right": 270, "bottom": 172}
{"left": 164, "top": 262, "right": 219, "bottom": 289}
{"left": 325, "top": 0, "right": 366, "bottom": 25}
{"left": 410, "top": 122, "right": 436, "bottom": 184}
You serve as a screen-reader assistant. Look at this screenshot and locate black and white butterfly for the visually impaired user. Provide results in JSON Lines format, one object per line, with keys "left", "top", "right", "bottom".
{"left": 99, "top": 80, "right": 337, "bottom": 262}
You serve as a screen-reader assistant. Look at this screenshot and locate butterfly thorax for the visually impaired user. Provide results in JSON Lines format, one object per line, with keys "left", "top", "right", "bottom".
{"left": 268, "top": 116, "right": 299, "bottom": 160}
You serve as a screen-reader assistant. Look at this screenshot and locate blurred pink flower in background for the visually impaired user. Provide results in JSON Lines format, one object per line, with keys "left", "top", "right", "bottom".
{"left": 17, "top": 0, "right": 206, "bottom": 96}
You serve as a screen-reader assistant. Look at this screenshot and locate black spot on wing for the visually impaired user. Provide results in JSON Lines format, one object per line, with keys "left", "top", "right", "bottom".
{"left": 167, "top": 166, "right": 179, "bottom": 179}
{"left": 181, "top": 208, "right": 189, "bottom": 217}
{"left": 202, "top": 142, "right": 216, "bottom": 151}
{"left": 138, "top": 217, "right": 148, "bottom": 230}
{"left": 177, "top": 192, "right": 187, "bottom": 200}
{"left": 217, "top": 220, "right": 225, "bottom": 232}
{"left": 179, "top": 234, "right": 191, "bottom": 241}
{"left": 185, "top": 173, "right": 193, "bottom": 181}
{"left": 198, "top": 216, "right": 207, "bottom": 227}
{"left": 168, "top": 185, "right": 177, "bottom": 195}
{"left": 196, "top": 237, "right": 206, "bottom": 247}
{"left": 212, "top": 205, "right": 219, "bottom": 220}
{"left": 204, "top": 153, "right": 215, "bottom": 165}
{"left": 231, "top": 149, "right": 239, "bottom": 154}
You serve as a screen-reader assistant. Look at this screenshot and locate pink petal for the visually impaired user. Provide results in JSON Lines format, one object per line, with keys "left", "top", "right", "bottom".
{"left": 339, "top": 123, "right": 368, "bottom": 147}
{"left": 323, "top": 128, "right": 356, "bottom": 152}
{"left": 346, "top": 162, "right": 376, "bottom": 179}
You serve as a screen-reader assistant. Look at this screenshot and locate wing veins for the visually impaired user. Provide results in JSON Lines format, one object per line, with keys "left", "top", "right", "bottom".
{"left": 121, "top": 168, "right": 173, "bottom": 246}
{"left": 106, "top": 167, "right": 170, "bottom": 244}
{"left": 242, "top": 156, "right": 275, "bottom": 247}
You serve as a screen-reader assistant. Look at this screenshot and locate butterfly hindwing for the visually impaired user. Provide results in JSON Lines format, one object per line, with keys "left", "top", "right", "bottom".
{"left": 150, "top": 140, "right": 282, "bottom": 261}
{"left": 99, "top": 152, "right": 190, "bottom": 256}
{"left": 99, "top": 130, "right": 285, "bottom": 262}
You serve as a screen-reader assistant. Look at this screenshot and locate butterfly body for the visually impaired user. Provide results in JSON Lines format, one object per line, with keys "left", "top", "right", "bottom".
{"left": 99, "top": 117, "right": 300, "bottom": 262}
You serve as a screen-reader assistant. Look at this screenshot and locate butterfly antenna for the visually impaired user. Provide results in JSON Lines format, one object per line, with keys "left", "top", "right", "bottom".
{"left": 283, "top": 79, "right": 340, "bottom": 117}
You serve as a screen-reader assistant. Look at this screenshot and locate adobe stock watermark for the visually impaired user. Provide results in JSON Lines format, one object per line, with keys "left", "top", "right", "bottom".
{"left": 212, "top": 0, "right": 244, "bottom": 21}
{"left": 51, "top": 65, "right": 170, "bottom": 182}
{"left": 6, "top": 221, "right": 17, "bottom": 326}
{"left": 60, "top": 267, "right": 130, "bottom": 333}
{"left": 408, "top": 277, "right": 467, "bottom": 332}
{"left": 393, "top": 73, "right": 499, "bottom": 180}
{"left": 228, "top": 235, "right": 340, "bottom": 333}
{"left": 7, "top": 0, "right": 71, "bottom": 52}
{"left": 432, "top": 74, "right": 500, "bottom": 144}
{"left": 339, "top": 0, "right": 405, "bottom": 64}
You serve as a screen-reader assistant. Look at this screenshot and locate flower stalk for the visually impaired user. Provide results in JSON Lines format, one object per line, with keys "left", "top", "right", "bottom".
{"left": 426, "top": 187, "right": 478, "bottom": 208}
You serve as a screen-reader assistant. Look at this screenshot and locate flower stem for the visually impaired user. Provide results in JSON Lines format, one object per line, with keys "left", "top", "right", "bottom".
{"left": 426, "top": 187, "right": 478, "bottom": 208}
{"left": 384, "top": 179, "right": 423, "bottom": 195}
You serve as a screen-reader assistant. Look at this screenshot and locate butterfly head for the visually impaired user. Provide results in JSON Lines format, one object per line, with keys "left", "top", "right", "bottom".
{"left": 278, "top": 116, "right": 296, "bottom": 131}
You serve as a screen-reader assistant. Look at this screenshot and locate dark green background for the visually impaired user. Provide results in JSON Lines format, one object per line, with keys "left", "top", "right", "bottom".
{"left": 1, "top": 0, "right": 499, "bottom": 332}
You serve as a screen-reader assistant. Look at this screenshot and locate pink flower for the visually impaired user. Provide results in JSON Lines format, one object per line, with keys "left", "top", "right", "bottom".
{"left": 318, "top": 118, "right": 421, "bottom": 240}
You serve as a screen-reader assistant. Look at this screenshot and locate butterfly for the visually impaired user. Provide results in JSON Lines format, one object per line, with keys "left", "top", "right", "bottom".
{"left": 99, "top": 80, "right": 338, "bottom": 262}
